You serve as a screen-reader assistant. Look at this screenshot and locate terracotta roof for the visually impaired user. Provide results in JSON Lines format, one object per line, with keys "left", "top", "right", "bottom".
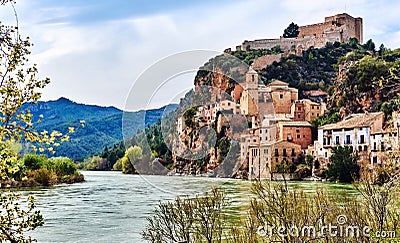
{"left": 321, "top": 112, "right": 384, "bottom": 130}
{"left": 268, "top": 80, "right": 289, "bottom": 87}
{"left": 279, "top": 121, "right": 312, "bottom": 127}
{"left": 302, "top": 89, "right": 328, "bottom": 97}
{"left": 247, "top": 68, "right": 257, "bottom": 74}
{"left": 273, "top": 140, "right": 302, "bottom": 147}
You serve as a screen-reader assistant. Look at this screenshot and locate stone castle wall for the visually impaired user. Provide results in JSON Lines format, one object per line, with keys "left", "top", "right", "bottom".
{"left": 240, "top": 13, "right": 362, "bottom": 52}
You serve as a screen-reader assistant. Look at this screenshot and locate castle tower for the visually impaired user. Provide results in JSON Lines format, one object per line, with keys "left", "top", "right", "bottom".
{"left": 240, "top": 68, "right": 259, "bottom": 116}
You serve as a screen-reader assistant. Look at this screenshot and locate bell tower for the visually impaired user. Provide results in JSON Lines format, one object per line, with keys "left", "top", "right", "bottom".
{"left": 240, "top": 68, "right": 259, "bottom": 116}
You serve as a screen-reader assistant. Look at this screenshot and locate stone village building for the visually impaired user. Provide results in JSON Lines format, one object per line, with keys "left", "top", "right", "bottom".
{"left": 173, "top": 13, "right": 400, "bottom": 179}
{"left": 314, "top": 112, "right": 400, "bottom": 169}
{"left": 238, "top": 13, "right": 362, "bottom": 53}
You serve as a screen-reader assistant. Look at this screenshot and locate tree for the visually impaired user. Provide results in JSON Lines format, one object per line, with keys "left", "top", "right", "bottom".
{"left": 363, "top": 39, "right": 376, "bottom": 52}
{"left": 349, "top": 37, "right": 359, "bottom": 47}
{"left": 327, "top": 146, "right": 360, "bottom": 182}
{"left": 283, "top": 22, "right": 299, "bottom": 38}
{"left": 0, "top": 0, "right": 76, "bottom": 240}
{"left": 0, "top": 193, "right": 44, "bottom": 242}
{"left": 0, "top": 0, "right": 75, "bottom": 180}
{"left": 121, "top": 146, "right": 142, "bottom": 174}
{"left": 142, "top": 188, "right": 228, "bottom": 243}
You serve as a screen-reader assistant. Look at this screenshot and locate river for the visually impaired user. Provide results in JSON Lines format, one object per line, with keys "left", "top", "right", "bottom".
{"left": 24, "top": 171, "right": 356, "bottom": 242}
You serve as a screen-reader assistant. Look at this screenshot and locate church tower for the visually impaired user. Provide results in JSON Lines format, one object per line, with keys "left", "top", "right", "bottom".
{"left": 240, "top": 68, "right": 259, "bottom": 116}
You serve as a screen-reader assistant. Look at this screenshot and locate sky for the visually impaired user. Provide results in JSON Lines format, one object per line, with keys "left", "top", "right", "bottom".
{"left": 1, "top": 0, "right": 400, "bottom": 111}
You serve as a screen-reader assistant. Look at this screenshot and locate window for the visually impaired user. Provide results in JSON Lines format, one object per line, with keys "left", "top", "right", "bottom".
{"left": 374, "top": 142, "right": 377, "bottom": 150}
{"left": 360, "top": 135, "right": 365, "bottom": 144}
{"left": 325, "top": 152, "right": 328, "bottom": 158}
{"left": 358, "top": 146, "right": 362, "bottom": 152}
{"left": 364, "top": 145, "right": 368, "bottom": 151}
{"left": 275, "top": 149, "right": 279, "bottom": 156}
{"left": 291, "top": 149, "right": 295, "bottom": 156}
{"left": 279, "top": 94, "right": 283, "bottom": 99}
{"left": 373, "top": 156, "right": 378, "bottom": 164}
{"left": 298, "top": 107, "right": 301, "bottom": 111}
{"left": 323, "top": 138, "right": 327, "bottom": 146}
{"left": 303, "top": 135, "right": 305, "bottom": 138}
{"left": 296, "top": 128, "right": 300, "bottom": 133}
{"left": 381, "top": 142, "right": 385, "bottom": 151}
{"left": 260, "top": 137, "right": 262, "bottom": 141}
{"left": 346, "top": 135, "right": 351, "bottom": 144}
{"left": 260, "top": 130, "right": 262, "bottom": 134}
{"left": 297, "top": 134, "right": 301, "bottom": 139}
{"left": 283, "top": 149, "right": 287, "bottom": 157}
{"left": 298, "top": 114, "right": 301, "bottom": 118}
{"left": 317, "top": 114, "right": 320, "bottom": 117}
{"left": 264, "top": 149, "right": 268, "bottom": 154}
{"left": 252, "top": 74, "right": 254, "bottom": 82}
{"left": 317, "top": 106, "right": 320, "bottom": 110}
{"left": 312, "top": 112, "right": 314, "bottom": 116}
{"left": 336, "top": 136, "right": 339, "bottom": 145}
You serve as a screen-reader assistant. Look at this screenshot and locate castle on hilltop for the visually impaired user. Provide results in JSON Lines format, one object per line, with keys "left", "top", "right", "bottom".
{"left": 238, "top": 13, "right": 363, "bottom": 52}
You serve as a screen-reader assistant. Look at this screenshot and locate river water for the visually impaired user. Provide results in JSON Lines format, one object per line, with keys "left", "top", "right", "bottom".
{"left": 24, "top": 171, "right": 355, "bottom": 242}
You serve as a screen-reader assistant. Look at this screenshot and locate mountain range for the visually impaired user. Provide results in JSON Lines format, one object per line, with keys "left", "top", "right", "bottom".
{"left": 25, "top": 97, "right": 177, "bottom": 161}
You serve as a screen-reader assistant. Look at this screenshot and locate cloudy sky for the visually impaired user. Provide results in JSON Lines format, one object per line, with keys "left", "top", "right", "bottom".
{"left": 1, "top": 0, "right": 400, "bottom": 110}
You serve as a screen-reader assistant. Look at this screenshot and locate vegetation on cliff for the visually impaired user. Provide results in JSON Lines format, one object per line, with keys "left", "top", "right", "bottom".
{"left": 91, "top": 39, "right": 400, "bottom": 178}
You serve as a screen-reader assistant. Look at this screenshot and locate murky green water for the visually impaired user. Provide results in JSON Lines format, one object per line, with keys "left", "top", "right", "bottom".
{"left": 20, "top": 171, "right": 356, "bottom": 242}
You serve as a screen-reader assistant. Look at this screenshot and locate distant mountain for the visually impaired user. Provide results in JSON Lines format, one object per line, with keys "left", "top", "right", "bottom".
{"left": 25, "top": 97, "right": 178, "bottom": 161}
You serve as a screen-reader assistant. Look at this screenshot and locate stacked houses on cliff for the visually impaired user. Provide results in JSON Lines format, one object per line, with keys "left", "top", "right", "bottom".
{"left": 175, "top": 13, "right": 400, "bottom": 179}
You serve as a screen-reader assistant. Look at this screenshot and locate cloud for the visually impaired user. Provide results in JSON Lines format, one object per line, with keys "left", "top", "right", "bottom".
{"left": 3, "top": 0, "right": 400, "bottom": 109}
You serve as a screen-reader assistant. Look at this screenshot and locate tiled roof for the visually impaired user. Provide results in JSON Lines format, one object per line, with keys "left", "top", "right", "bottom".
{"left": 279, "top": 121, "right": 312, "bottom": 127}
{"left": 302, "top": 89, "right": 328, "bottom": 97}
{"left": 268, "top": 80, "right": 289, "bottom": 87}
{"left": 321, "top": 112, "right": 384, "bottom": 130}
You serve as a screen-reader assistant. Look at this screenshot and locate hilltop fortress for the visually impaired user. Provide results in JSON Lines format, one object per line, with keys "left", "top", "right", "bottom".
{"left": 238, "top": 13, "right": 363, "bottom": 52}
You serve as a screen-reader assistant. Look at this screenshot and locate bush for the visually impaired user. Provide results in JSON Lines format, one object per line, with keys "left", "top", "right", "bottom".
{"left": 142, "top": 188, "right": 228, "bottom": 242}
{"left": 27, "top": 168, "right": 57, "bottom": 186}
{"left": 23, "top": 154, "right": 47, "bottom": 170}
{"left": 112, "top": 158, "right": 122, "bottom": 171}
{"left": 49, "top": 157, "right": 78, "bottom": 177}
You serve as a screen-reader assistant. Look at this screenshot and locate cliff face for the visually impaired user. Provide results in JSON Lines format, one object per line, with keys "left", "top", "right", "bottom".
{"left": 115, "top": 42, "right": 400, "bottom": 177}
{"left": 329, "top": 54, "right": 399, "bottom": 118}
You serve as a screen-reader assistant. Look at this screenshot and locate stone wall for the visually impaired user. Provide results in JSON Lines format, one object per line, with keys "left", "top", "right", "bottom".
{"left": 240, "top": 13, "right": 362, "bottom": 52}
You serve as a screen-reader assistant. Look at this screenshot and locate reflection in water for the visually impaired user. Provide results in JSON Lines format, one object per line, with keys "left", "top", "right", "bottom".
{"left": 25, "top": 171, "right": 356, "bottom": 242}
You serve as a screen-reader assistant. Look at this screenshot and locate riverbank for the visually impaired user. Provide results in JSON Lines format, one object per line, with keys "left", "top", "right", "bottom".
{"left": 1, "top": 154, "right": 85, "bottom": 189}
{"left": 0, "top": 173, "right": 84, "bottom": 189}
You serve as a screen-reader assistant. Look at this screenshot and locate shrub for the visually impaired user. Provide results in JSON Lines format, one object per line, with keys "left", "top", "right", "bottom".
{"left": 27, "top": 168, "right": 57, "bottom": 186}
{"left": 49, "top": 157, "right": 77, "bottom": 177}
{"left": 23, "top": 154, "right": 47, "bottom": 170}
{"left": 142, "top": 188, "right": 228, "bottom": 242}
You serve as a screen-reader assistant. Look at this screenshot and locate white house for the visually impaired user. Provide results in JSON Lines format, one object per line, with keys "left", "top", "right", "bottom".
{"left": 316, "top": 112, "right": 384, "bottom": 163}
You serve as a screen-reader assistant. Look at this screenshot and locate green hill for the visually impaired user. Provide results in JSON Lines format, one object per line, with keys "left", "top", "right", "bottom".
{"left": 24, "top": 98, "right": 177, "bottom": 161}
